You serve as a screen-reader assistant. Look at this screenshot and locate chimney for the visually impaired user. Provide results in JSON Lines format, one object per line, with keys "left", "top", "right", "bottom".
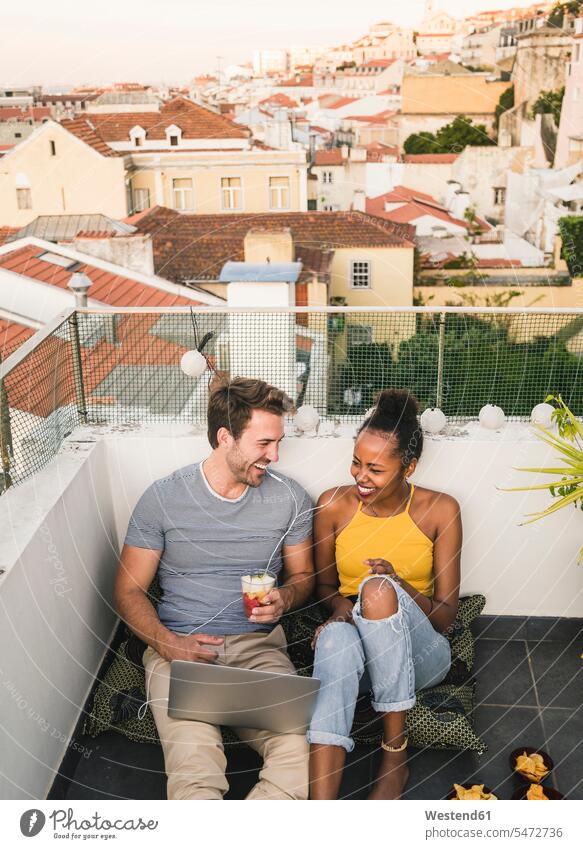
{"left": 309, "top": 131, "right": 317, "bottom": 162}
{"left": 352, "top": 190, "right": 366, "bottom": 212}
{"left": 67, "top": 272, "right": 91, "bottom": 308}
{"left": 244, "top": 228, "right": 294, "bottom": 263}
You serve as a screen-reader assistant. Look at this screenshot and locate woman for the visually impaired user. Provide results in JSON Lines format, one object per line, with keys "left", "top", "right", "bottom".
{"left": 307, "top": 389, "right": 462, "bottom": 800}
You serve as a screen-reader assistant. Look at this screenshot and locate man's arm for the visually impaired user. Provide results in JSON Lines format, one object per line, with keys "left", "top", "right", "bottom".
{"left": 114, "top": 545, "right": 223, "bottom": 662}
{"left": 248, "top": 536, "right": 315, "bottom": 624}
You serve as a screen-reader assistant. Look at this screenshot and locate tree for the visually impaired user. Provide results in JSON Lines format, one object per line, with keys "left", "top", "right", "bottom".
{"left": 548, "top": 1, "right": 582, "bottom": 28}
{"left": 558, "top": 216, "right": 583, "bottom": 276}
{"left": 404, "top": 115, "right": 495, "bottom": 155}
{"left": 495, "top": 84, "right": 514, "bottom": 133}
{"left": 403, "top": 131, "right": 437, "bottom": 155}
{"left": 532, "top": 87, "right": 565, "bottom": 126}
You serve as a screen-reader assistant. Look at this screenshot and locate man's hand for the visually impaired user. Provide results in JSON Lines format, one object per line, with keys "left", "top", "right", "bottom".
{"left": 248, "top": 588, "right": 290, "bottom": 624}
{"left": 156, "top": 632, "right": 224, "bottom": 663}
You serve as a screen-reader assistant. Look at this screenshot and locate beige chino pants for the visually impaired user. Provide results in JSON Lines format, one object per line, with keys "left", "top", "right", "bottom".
{"left": 143, "top": 624, "right": 309, "bottom": 800}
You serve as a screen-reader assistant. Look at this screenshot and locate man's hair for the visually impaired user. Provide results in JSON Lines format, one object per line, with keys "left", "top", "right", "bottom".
{"left": 207, "top": 377, "right": 294, "bottom": 448}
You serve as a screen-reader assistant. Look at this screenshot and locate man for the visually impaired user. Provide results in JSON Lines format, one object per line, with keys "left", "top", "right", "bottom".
{"left": 114, "top": 378, "right": 314, "bottom": 800}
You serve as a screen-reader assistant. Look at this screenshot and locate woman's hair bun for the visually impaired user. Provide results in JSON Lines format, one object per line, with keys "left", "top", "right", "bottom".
{"left": 375, "top": 388, "right": 419, "bottom": 422}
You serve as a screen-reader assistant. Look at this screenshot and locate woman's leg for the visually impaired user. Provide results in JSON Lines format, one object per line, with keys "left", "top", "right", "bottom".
{"left": 307, "top": 621, "right": 365, "bottom": 799}
{"left": 357, "top": 578, "right": 410, "bottom": 799}
{"left": 353, "top": 575, "right": 452, "bottom": 799}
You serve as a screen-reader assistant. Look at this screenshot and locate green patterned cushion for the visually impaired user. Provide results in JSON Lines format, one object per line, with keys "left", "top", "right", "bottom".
{"left": 84, "top": 594, "right": 486, "bottom": 754}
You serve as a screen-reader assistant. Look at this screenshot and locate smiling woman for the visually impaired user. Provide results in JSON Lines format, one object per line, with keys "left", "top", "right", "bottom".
{"left": 307, "top": 388, "right": 462, "bottom": 801}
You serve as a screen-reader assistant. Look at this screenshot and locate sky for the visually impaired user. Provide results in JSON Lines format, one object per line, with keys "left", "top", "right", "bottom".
{"left": 1, "top": 0, "right": 540, "bottom": 87}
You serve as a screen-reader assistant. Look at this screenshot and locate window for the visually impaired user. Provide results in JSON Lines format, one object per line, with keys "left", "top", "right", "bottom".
{"left": 169, "top": 135, "right": 179, "bottom": 146}
{"left": 493, "top": 187, "right": 506, "bottom": 205}
{"left": 16, "top": 188, "right": 32, "bottom": 209}
{"left": 347, "top": 324, "right": 373, "bottom": 347}
{"left": 269, "top": 176, "right": 290, "bottom": 209}
{"left": 350, "top": 260, "right": 371, "bottom": 289}
{"left": 322, "top": 170, "right": 334, "bottom": 184}
{"left": 132, "top": 187, "right": 151, "bottom": 212}
{"left": 221, "top": 177, "right": 243, "bottom": 210}
{"left": 49, "top": 140, "right": 56, "bottom": 156}
{"left": 173, "top": 178, "right": 194, "bottom": 210}
{"left": 15, "top": 132, "right": 22, "bottom": 138}
{"left": 134, "top": 135, "right": 143, "bottom": 147}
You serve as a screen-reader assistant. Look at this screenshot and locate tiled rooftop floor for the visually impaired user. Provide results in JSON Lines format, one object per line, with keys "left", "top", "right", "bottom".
{"left": 49, "top": 617, "right": 583, "bottom": 801}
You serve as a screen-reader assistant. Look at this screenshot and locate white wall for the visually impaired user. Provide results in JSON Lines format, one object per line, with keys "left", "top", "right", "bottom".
{"left": 0, "top": 439, "right": 118, "bottom": 800}
{"left": 103, "top": 422, "right": 583, "bottom": 619}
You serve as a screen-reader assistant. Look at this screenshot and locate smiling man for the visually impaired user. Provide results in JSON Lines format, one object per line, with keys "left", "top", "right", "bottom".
{"left": 114, "top": 377, "right": 314, "bottom": 800}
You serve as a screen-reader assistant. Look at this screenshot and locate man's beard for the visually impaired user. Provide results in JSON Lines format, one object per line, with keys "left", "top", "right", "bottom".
{"left": 225, "top": 443, "right": 263, "bottom": 487}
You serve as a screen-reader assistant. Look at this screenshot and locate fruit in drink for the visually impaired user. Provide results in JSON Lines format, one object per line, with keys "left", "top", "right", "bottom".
{"left": 241, "top": 572, "right": 276, "bottom": 618}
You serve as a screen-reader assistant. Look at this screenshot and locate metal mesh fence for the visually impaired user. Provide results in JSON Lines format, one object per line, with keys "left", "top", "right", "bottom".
{"left": 1, "top": 307, "right": 582, "bottom": 492}
{"left": 1, "top": 312, "right": 80, "bottom": 490}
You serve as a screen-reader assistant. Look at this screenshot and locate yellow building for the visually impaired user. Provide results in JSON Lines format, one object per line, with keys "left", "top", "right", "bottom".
{"left": 0, "top": 120, "right": 126, "bottom": 226}
{"left": 399, "top": 67, "right": 509, "bottom": 146}
{"left": 74, "top": 97, "right": 307, "bottom": 215}
{"left": 0, "top": 97, "right": 308, "bottom": 227}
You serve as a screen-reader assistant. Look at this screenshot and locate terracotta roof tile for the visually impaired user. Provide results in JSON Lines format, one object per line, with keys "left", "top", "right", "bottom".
{"left": 0, "top": 106, "right": 51, "bottom": 122}
{"left": 401, "top": 153, "right": 459, "bottom": 163}
{"left": 60, "top": 117, "right": 120, "bottom": 157}
{"left": 0, "top": 226, "right": 18, "bottom": 245}
{"left": 0, "top": 317, "right": 35, "bottom": 360}
{"left": 0, "top": 244, "right": 201, "bottom": 307}
{"left": 259, "top": 93, "right": 299, "bottom": 109}
{"left": 313, "top": 149, "right": 344, "bottom": 165}
{"left": 130, "top": 208, "right": 415, "bottom": 282}
{"left": 83, "top": 96, "right": 250, "bottom": 142}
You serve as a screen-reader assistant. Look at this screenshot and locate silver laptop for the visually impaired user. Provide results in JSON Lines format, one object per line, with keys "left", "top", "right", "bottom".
{"left": 168, "top": 661, "right": 320, "bottom": 734}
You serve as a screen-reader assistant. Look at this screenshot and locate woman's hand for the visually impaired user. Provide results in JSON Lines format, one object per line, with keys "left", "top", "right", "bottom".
{"left": 364, "top": 558, "right": 401, "bottom": 582}
{"left": 311, "top": 599, "right": 354, "bottom": 649}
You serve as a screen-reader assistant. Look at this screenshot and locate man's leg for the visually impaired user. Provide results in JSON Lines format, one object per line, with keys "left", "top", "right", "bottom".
{"left": 143, "top": 645, "right": 229, "bottom": 800}
{"left": 229, "top": 627, "right": 309, "bottom": 800}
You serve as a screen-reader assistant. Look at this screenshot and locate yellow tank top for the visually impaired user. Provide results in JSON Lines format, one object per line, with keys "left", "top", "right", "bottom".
{"left": 336, "top": 484, "right": 434, "bottom": 598}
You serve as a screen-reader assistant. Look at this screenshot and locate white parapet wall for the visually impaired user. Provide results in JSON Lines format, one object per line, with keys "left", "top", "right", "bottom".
{"left": 103, "top": 421, "right": 583, "bottom": 619}
{"left": 0, "top": 420, "right": 582, "bottom": 799}
{"left": 0, "top": 439, "right": 118, "bottom": 801}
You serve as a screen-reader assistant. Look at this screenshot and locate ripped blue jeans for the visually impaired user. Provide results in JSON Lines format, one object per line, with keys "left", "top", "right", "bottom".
{"left": 307, "top": 575, "right": 451, "bottom": 752}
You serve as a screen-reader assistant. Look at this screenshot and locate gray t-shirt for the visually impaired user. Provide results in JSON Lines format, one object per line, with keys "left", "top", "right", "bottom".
{"left": 124, "top": 462, "right": 313, "bottom": 635}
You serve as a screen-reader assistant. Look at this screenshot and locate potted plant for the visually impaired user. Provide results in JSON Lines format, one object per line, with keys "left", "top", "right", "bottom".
{"left": 502, "top": 394, "right": 583, "bottom": 561}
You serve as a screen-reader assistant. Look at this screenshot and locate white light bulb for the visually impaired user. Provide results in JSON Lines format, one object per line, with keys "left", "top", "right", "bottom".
{"left": 531, "top": 403, "right": 554, "bottom": 428}
{"left": 479, "top": 404, "right": 506, "bottom": 430}
{"left": 420, "top": 407, "right": 447, "bottom": 434}
{"left": 180, "top": 349, "right": 207, "bottom": 378}
{"left": 294, "top": 405, "right": 320, "bottom": 433}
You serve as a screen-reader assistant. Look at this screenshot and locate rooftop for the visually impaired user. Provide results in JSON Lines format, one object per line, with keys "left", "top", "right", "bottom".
{"left": 126, "top": 207, "right": 415, "bottom": 282}
{"left": 1, "top": 306, "right": 582, "bottom": 801}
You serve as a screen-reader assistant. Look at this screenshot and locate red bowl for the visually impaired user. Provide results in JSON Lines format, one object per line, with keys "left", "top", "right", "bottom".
{"left": 509, "top": 747, "right": 553, "bottom": 783}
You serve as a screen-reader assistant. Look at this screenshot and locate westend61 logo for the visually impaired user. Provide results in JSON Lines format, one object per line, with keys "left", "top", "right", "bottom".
{"left": 20, "top": 808, "right": 158, "bottom": 839}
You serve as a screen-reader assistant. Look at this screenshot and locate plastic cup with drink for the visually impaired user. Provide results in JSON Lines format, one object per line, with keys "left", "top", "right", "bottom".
{"left": 241, "top": 571, "right": 276, "bottom": 618}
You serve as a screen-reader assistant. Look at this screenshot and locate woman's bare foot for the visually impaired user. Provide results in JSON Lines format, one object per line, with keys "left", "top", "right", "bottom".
{"left": 368, "top": 748, "right": 409, "bottom": 800}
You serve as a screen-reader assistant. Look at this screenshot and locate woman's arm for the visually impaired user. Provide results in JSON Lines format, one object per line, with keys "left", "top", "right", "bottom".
{"left": 313, "top": 489, "right": 354, "bottom": 621}
{"left": 367, "top": 493, "right": 461, "bottom": 633}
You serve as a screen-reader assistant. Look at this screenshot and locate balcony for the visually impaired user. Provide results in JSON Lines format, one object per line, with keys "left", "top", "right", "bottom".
{"left": 1, "top": 306, "right": 582, "bottom": 800}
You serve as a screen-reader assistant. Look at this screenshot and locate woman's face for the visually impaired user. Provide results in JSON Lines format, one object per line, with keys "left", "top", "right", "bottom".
{"left": 351, "top": 429, "right": 414, "bottom": 503}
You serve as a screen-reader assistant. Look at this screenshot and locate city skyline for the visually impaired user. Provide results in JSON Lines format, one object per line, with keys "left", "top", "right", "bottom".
{"left": 2, "top": 0, "right": 548, "bottom": 87}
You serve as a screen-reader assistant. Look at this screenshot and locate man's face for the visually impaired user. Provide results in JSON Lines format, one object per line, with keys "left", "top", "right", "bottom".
{"left": 224, "top": 409, "right": 285, "bottom": 487}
